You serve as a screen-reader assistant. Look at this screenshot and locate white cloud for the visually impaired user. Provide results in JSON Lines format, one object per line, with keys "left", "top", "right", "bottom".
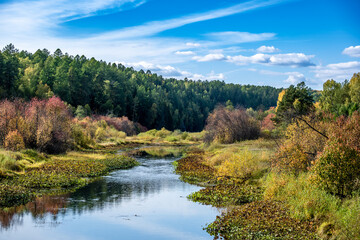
{"left": 120, "top": 61, "right": 225, "bottom": 80}
{"left": 121, "top": 61, "right": 191, "bottom": 77}
{"left": 285, "top": 73, "right": 306, "bottom": 84}
{"left": 257, "top": 45, "right": 279, "bottom": 53}
{"left": 227, "top": 53, "right": 315, "bottom": 67}
{"left": 342, "top": 45, "right": 360, "bottom": 57}
{"left": 207, "top": 71, "right": 225, "bottom": 80}
{"left": 175, "top": 51, "right": 195, "bottom": 55}
{"left": 269, "top": 53, "right": 315, "bottom": 67}
{"left": 186, "top": 42, "right": 201, "bottom": 47}
{"left": 193, "top": 53, "right": 226, "bottom": 62}
{"left": 258, "top": 70, "right": 308, "bottom": 84}
{"left": 206, "top": 32, "right": 275, "bottom": 44}
{"left": 313, "top": 61, "right": 360, "bottom": 81}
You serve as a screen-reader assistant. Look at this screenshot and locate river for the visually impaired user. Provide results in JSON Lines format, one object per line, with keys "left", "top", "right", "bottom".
{"left": 0, "top": 151, "right": 219, "bottom": 240}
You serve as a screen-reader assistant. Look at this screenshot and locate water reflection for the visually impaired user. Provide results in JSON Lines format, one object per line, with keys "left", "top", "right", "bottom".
{"left": 0, "top": 194, "right": 69, "bottom": 230}
{"left": 0, "top": 155, "right": 218, "bottom": 240}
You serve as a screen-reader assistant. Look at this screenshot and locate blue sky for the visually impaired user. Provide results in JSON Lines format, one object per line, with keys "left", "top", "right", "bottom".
{"left": 0, "top": 0, "right": 359, "bottom": 89}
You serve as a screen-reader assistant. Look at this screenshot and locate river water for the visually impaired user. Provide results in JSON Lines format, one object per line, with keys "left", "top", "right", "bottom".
{"left": 0, "top": 153, "right": 218, "bottom": 240}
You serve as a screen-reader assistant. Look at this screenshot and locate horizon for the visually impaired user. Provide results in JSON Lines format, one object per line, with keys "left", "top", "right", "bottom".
{"left": 0, "top": 0, "right": 359, "bottom": 90}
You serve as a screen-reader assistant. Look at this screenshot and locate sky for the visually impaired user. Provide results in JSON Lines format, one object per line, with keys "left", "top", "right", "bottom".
{"left": 0, "top": 0, "right": 359, "bottom": 89}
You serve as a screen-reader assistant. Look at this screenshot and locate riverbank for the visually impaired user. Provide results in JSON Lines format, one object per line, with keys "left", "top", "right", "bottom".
{"left": 0, "top": 128, "right": 202, "bottom": 209}
{"left": 0, "top": 149, "right": 138, "bottom": 208}
{"left": 175, "top": 139, "right": 319, "bottom": 239}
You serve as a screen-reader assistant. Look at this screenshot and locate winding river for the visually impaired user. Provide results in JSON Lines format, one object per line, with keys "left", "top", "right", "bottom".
{"left": 0, "top": 149, "right": 218, "bottom": 240}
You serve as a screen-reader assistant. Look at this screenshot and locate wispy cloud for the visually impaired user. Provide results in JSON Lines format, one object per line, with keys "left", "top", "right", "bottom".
{"left": 186, "top": 42, "right": 201, "bottom": 47}
{"left": 94, "top": 0, "right": 287, "bottom": 40}
{"left": 342, "top": 45, "right": 360, "bottom": 57}
{"left": 313, "top": 61, "right": 360, "bottom": 81}
{"left": 175, "top": 51, "right": 195, "bottom": 56}
{"left": 0, "top": 0, "right": 146, "bottom": 36}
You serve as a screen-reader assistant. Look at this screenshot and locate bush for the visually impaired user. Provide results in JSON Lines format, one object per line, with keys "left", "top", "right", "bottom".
{"left": 204, "top": 106, "right": 260, "bottom": 144}
{"left": 71, "top": 124, "right": 95, "bottom": 149}
{"left": 155, "top": 127, "right": 172, "bottom": 138}
{"left": 311, "top": 138, "right": 360, "bottom": 197}
{"left": 28, "top": 97, "right": 72, "bottom": 154}
{"left": 96, "top": 116, "right": 145, "bottom": 136}
{"left": 330, "top": 111, "right": 360, "bottom": 152}
{"left": 94, "top": 126, "right": 126, "bottom": 142}
{"left": 181, "top": 132, "right": 189, "bottom": 140}
{"left": 165, "top": 136, "right": 178, "bottom": 142}
{"left": 4, "top": 130, "right": 25, "bottom": 151}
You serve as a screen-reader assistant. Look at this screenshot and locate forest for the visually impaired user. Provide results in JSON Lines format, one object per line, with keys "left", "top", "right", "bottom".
{"left": 0, "top": 44, "right": 281, "bottom": 132}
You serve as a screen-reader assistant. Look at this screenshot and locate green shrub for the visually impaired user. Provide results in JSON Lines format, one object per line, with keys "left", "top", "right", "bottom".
{"left": 142, "top": 129, "right": 158, "bottom": 136}
{"left": 155, "top": 127, "right": 172, "bottom": 138}
{"left": 312, "top": 138, "right": 360, "bottom": 197}
{"left": 181, "top": 132, "right": 189, "bottom": 140}
{"left": 71, "top": 124, "right": 95, "bottom": 148}
{"left": 165, "top": 136, "right": 178, "bottom": 142}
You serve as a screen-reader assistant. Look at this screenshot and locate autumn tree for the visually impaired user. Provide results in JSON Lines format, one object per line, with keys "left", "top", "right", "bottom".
{"left": 36, "top": 96, "right": 72, "bottom": 153}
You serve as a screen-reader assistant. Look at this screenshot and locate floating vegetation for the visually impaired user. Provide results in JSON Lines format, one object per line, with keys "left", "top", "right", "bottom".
{"left": 0, "top": 153, "right": 138, "bottom": 208}
{"left": 175, "top": 151, "right": 215, "bottom": 184}
{"left": 205, "top": 200, "right": 319, "bottom": 240}
{"left": 188, "top": 183, "right": 263, "bottom": 207}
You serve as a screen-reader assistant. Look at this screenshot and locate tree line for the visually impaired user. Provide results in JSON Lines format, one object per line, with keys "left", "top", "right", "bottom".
{"left": 0, "top": 44, "right": 281, "bottom": 131}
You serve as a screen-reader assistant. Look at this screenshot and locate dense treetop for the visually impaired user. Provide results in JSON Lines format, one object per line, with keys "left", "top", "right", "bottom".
{"left": 0, "top": 44, "right": 281, "bottom": 131}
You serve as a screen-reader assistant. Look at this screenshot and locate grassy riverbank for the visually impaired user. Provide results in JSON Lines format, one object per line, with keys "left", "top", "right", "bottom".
{"left": 0, "top": 149, "right": 138, "bottom": 208}
{"left": 175, "top": 139, "right": 321, "bottom": 239}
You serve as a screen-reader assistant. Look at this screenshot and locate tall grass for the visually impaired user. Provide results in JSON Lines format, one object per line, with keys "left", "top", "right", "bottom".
{"left": 264, "top": 173, "right": 340, "bottom": 221}
{"left": 264, "top": 172, "right": 360, "bottom": 239}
